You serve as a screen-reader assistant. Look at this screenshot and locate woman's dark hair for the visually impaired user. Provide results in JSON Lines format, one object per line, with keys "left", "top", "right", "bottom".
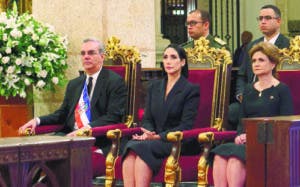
{"left": 161, "top": 44, "right": 189, "bottom": 78}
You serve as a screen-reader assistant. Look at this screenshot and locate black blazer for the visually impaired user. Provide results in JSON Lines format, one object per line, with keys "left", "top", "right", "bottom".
{"left": 142, "top": 76, "right": 200, "bottom": 141}
{"left": 236, "top": 34, "right": 290, "bottom": 96}
{"left": 39, "top": 68, "right": 127, "bottom": 154}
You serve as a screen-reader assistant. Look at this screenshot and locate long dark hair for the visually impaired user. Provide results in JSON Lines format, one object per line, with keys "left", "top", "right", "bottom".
{"left": 161, "top": 44, "right": 189, "bottom": 78}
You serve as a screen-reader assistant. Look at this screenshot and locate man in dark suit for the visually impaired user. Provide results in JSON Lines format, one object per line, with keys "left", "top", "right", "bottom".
{"left": 228, "top": 4, "right": 290, "bottom": 129}
{"left": 19, "top": 38, "right": 127, "bottom": 155}
{"left": 181, "top": 9, "right": 228, "bottom": 49}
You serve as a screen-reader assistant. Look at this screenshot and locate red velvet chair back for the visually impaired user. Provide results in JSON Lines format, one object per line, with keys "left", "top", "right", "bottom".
{"left": 104, "top": 36, "right": 142, "bottom": 125}
{"left": 188, "top": 69, "right": 217, "bottom": 128}
{"left": 103, "top": 65, "right": 127, "bottom": 79}
{"left": 278, "top": 70, "right": 300, "bottom": 115}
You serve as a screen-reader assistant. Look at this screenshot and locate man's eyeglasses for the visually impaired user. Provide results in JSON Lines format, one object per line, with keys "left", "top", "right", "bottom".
{"left": 80, "top": 50, "right": 99, "bottom": 56}
{"left": 256, "top": 15, "right": 279, "bottom": 21}
{"left": 185, "top": 21, "right": 204, "bottom": 27}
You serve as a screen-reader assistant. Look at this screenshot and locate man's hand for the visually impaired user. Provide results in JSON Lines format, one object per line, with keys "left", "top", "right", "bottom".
{"left": 18, "top": 118, "right": 38, "bottom": 135}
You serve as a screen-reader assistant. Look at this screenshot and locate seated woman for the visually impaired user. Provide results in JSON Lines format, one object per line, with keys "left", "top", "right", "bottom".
{"left": 121, "top": 44, "right": 200, "bottom": 187}
{"left": 211, "top": 42, "right": 294, "bottom": 187}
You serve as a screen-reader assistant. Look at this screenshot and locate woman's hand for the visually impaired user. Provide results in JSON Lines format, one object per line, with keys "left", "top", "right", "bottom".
{"left": 132, "top": 128, "right": 160, "bottom": 140}
{"left": 235, "top": 133, "right": 246, "bottom": 144}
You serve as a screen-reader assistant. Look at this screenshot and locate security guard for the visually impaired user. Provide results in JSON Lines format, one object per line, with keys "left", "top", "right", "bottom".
{"left": 181, "top": 9, "right": 228, "bottom": 50}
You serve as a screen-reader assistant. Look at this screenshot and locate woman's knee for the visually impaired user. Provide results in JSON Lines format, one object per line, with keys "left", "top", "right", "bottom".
{"left": 123, "top": 150, "right": 137, "bottom": 164}
{"left": 228, "top": 157, "right": 244, "bottom": 167}
{"left": 214, "top": 155, "right": 227, "bottom": 162}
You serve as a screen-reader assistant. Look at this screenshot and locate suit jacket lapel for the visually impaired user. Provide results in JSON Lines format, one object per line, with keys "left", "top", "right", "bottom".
{"left": 161, "top": 76, "right": 186, "bottom": 125}
{"left": 165, "top": 76, "right": 185, "bottom": 106}
{"left": 91, "top": 68, "right": 107, "bottom": 107}
{"left": 68, "top": 75, "right": 85, "bottom": 118}
{"left": 151, "top": 79, "right": 167, "bottom": 126}
{"left": 275, "top": 34, "right": 287, "bottom": 48}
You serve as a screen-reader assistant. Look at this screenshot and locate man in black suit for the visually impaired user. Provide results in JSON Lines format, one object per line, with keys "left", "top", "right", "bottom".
{"left": 19, "top": 38, "right": 127, "bottom": 155}
{"left": 228, "top": 5, "right": 290, "bottom": 129}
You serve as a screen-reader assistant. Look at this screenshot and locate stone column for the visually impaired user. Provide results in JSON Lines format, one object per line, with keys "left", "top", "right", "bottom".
{"left": 155, "top": 0, "right": 170, "bottom": 67}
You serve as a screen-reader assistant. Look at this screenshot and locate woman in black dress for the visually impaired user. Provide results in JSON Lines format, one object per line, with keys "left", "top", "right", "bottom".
{"left": 212, "top": 42, "right": 294, "bottom": 187}
{"left": 122, "top": 44, "right": 200, "bottom": 187}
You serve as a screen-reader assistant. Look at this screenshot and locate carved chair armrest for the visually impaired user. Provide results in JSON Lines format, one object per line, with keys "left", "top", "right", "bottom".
{"left": 182, "top": 127, "right": 218, "bottom": 139}
{"left": 21, "top": 124, "right": 64, "bottom": 136}
{"left": 91, "top": 123, "right": 128, "bottom": 137}
{"left": 198, "top": 131, "right": 237, "bottom": 143}
{"left": 118, "top": 127, "right": 142, "bottom": 137}
{"left": 212, "top": 131, "right": 237, "bottom": 141}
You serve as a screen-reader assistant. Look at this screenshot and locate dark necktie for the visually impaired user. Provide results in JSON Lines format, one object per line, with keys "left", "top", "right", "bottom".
{"left": 87, "top": 77, "right": 93, "bottom": 96}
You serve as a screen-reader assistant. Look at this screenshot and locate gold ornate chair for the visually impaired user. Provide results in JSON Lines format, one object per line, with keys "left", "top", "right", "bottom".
{"left": 277, "top": 35, "right": 300, "bottom": 114}
{"left": 20, "top": 36, "right": 142, "bottom": 183}
{"left": 105, "top": 37, "right": 234, "bottom": 187}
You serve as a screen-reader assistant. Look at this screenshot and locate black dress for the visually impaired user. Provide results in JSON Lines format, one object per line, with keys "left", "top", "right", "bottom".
{"left": 211, "top": 82, "right": 294, "bottom": 162}
{"left": 122, "top": 76, "right": 200, "bottom": 174}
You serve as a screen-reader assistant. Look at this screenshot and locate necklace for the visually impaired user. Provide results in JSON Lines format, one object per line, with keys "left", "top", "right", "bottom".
{"left": 259, "top": 91, "right": 262, "bottom": 97}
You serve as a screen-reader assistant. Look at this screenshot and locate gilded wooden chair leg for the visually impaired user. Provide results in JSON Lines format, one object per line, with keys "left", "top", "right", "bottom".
{"left": 198, "top": 132, "right": 214, "bottom": 187}
{"left": 165, "top": 132, "right": 183, "bottom": 187}
{"left": 105, "top": 152, "right": 116, "bottom": 187}
{"left": 105, "top": 130, "right": 122, "bottom": 187}
{"left": 198, "top": 155, "right": 209, "bottom": 187}
{"left": 165, "top": 155, "right": 181, "bottom": 187}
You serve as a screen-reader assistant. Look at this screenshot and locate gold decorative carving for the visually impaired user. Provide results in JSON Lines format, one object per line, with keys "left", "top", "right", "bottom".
{"left": 198, "top": 132, "right": 214, "bottom": 143}
{"left": 166, "top": 131, "right": 183, "bottom": 142}
{"left": 105, "top": 36, "right": 141, "bottom": 65}
{"left": 198, "top": 156, "right": 209, "bottom": 187}
{"left": 185, "top": 37, "right": 231, "bottom": 68}
{"left": 213, "top": 118, "right": 223, "bottom": 131}
{"left": 279, "top": 35, "right": 300, "bottom": 68}
{"left": 76, "top": 127, "right": 92, "bottom": 137}
{"left": 20, "top": 128, "right": 35, "bottom": 136}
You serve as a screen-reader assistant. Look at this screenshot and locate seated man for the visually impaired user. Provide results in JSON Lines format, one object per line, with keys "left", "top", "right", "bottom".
{"left": 19, "top": 38, "right": 127, "bottom": 156}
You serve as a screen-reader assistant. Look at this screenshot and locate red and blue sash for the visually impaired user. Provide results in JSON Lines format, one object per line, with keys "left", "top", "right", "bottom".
{"left": 75, "top": 82, "right": 91, "bottom": 129}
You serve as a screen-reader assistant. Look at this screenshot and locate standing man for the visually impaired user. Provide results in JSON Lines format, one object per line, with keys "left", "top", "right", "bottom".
{"left": 19, "top": 38, "right": 127, "bottom": 156}
{"left": 182, "top": 9, "right": 227, "bottom": 49}
{"left": 229, "top": 4, "right": 290, "bottom": 129}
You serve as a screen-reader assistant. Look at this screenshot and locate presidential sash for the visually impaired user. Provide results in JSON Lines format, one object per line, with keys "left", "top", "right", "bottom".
{"left": 75, "top": 82, "right": 91, "bottom": 129}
